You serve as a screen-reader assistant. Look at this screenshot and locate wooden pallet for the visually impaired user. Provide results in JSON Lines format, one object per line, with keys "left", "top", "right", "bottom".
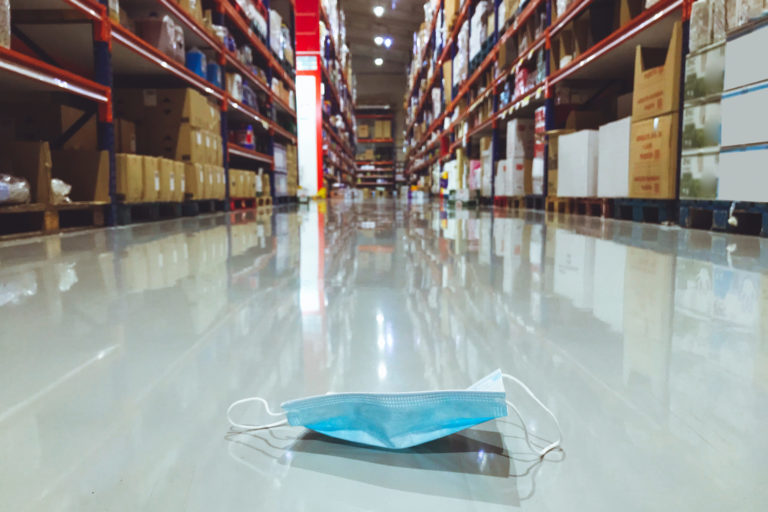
{"left": 613, "top": 198, "right": 676, "bottom": 224}
{"left": 574, "top": 197, "right": 614, "bottom": 218}
{"left": 545, "top": 196, "right": 575, "bottom": 214}
{"left": 0, "top": 202, "right": 106, "bottom": 241}
{"left": 115, "top": 202, "right": 183, "bottom": 226}
{"left": 680, "top": 200, "right": 768, "bottom": 237}
{"left": 494, "top": 196, "right": 525, "bottom": 209}
{"left": 256, "top": 196, "right": 273, "bottom": 208}
{"left": 181, "top": 199, "right": 225, "bottom": 217}
{"left": 229, "top": 197, "right": 257, "bottom": 211}
{"left": 525, "top": 195, "right": 545, "bottom": 210}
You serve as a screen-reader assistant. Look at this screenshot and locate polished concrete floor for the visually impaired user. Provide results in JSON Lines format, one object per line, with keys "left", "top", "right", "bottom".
{"left": 1, "top": 199, "right": 767, "bottom": 510}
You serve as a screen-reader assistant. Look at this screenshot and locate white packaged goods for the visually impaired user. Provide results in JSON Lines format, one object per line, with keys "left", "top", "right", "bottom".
{"left": 724, "top": 22, "right": 768, "bottom": 91}
{"left": 269, "top": 10, "right": 283, "bottom": 56}
{"left": 555, "top": 229, "right": 595, "bottom": 310}
{"left": 721, "top": 83, "right": 768, "bottom": 147}
{"left": 681, "top": 149, "right": 719, "bottom": 199}
{"left": 453, "top": 22, "right": 469, "bottom": 86}
{"left": 718, "top": 147, "right": 768, "bottom": 201}
{"left": 689, "top": 0, "right": 711, "bottom": 52}
{"left": 509, "top": 157, "right": 531, "bottom": 196}
{"left": 711, "top": 0, "right": 725, "bottom": 42}
{"left": 481, "top": 142, "right": 493, "bottom": 196}
{"left": 506, "top": 119, "right": 534, "bottom": 159}
{"left": 532, "top": 156, "right": 545, "bottom": 195}
{"left": 685, "top": 43, "right": 725, "bottom": 101}
{"left": 444, "top": 160, "right": 458, "bottom": 192}
{"left": 558, "top": 130, "right": 599, "bottom": 197}
{"left": 469, "top": 1, "right": 489, "bottom": 60}
{"left": 273, "top": 144, "right": 287, "bottom": 171}
{"left": 682, "top": 101, "right": 721, "bottom": 150}
{"left": 597, "top": 118, "right": 631, "bottom": 197}
{"left": 495, "top": 160, "right": 509, "bottom": 196}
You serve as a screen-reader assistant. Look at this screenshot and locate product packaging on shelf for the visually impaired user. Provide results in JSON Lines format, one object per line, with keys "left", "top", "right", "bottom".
{"left": 724, "top": 22, "right": 768, "bottom": 92}
{"left": 558, "top": 130, "right": 599, "bottom": 197}
{"left": 682, "top": 101, "right": 721, "bottom": 150}
{"left": 680, "top": 149, "right": 719, "bottom": 199}
{"left": 184, "top": 162, "right": 205, "bottom": 200}
{"left": 597, "top": 117, "right": 631, "bottom": 198}
{"left": 141, "top": 156, "right": 160, "bottom": 202}
{"left": 632, "top": 22, "right": 682, "bottom": 121}
{"left": 628, "top": 113, "right": 679, "bottom": 199}
{"left": 685, "top": 43, "right": 725, "bottom": 102}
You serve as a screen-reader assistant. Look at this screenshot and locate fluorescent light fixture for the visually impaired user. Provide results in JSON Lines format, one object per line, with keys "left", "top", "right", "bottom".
{"left": 374, "top": 35, "right": 384, "bottom": 46}
{"left": 373, "top": 5, "right": 384, "bottom": 17}
{"left": 374, "top": 58, "right": 383, "bottom": 66}
{"left": 384, "top": 37, "right": 393, "bottom": 48}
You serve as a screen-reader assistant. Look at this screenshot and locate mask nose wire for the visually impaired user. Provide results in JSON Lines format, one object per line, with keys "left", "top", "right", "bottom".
{"left": 501, "top": 373, "right": 563, "bottom": 459}
{"left": 227, "top": 397, "right": 288, "bottom": 430}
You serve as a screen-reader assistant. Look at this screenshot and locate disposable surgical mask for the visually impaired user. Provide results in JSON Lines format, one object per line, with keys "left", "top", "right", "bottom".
{"left": 227, "top": 369, "right": 562, "bottom": 456}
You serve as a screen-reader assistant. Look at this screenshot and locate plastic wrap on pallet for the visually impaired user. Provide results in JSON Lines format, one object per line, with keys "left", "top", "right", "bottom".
{"left": 690, "top": 0, "right": 712, "bottom": 52}
{"left": 51, "top": 178, "right": 72, "bottom": 205}
{"left": 0, "top": 0, "right": 8, "bottom": 49}
{"left": 0, "top": 174, "right": 31, "bottom": 205}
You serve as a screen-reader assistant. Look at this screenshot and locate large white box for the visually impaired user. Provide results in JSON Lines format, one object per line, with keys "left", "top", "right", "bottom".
{"left": 558, "top": 130, "right": 599, "bottom": 197}
{"left": 597, "top": 117, "right": 631, "bottom": 197}
{"left": 554, "top": 229, "right": 595, "bottom": 310}
{"left": 718, "top": 147, "right": 768, "bottom": 202}
{"left": 724, "top": 22, "right": 768, "bottom": 91}
{"left": 506, "top": 118, "right": 534, "bottom": 160}
{"left": 481, "top": 145, "right": 493, "bottom": 196}
{"left": 495, "top": 159, "right": 509, "bottom": 196}
{"left": 721, "top": 83, "right": 768, "bottom": 147}
{"left": 509, "top": 157, "right": 531, "bottom": 196}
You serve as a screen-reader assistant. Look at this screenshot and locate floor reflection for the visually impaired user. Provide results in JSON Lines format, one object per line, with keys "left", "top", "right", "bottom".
{"left": 0, "top": 199, "right": 766, "bottom": 510}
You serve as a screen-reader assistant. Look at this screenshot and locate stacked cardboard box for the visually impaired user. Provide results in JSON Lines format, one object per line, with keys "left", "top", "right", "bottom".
{"left": 115, "top": 88, "right": 222, "bottom": 167}
{"left": 597, "top": 117, "right": 631, "bottom": 197}
{"left": 373, "top": 120, "right": 392, "bottom": 139}
{"left": 628, "top": 22, "right": 682, "bottom": 199}
{"left": 505, "top": 119, "right": 534, "bottom": 196}
{"left": 286, "top": 144, "right": 298, "bottom": 196}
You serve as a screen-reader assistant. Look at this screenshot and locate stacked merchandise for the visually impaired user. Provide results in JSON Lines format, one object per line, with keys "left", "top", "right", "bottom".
{"left": 497, "top": 119, "right": 535, "bottom": 197}
{"left": 286, "top": 144, "right": 298, "bottom": 196}
{"left": 469, "top": 1, "right": 490, "bottom": 62}
{"left": 228, "top": 169, "right": 258, "bottom": 199}
{"left": 114, "top": 88, "right": 226, "bottom": 203}
{"left": 273, "top": 143, "right": 288, "bottom": 197}
{"left": 627, "top": 22, "right": 683, "bottom": 198}
{"left": 681, "top": 0, "right": 726, "bottom": 199}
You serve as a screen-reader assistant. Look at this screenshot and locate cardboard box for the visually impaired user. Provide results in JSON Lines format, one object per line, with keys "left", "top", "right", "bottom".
{"left": 443, "top": 60, "right": 453, "bottom": 103}
{"left": 506, "top": 118, "right": 534, "bottom": 159}
{"left": 116, "top": 153, "right": 143, "bottom": 202}
{"left": 721, "top": 83, "right": 768, "bottom": 147}
{"left": 358, "top": 124, "right": 369, "bottom": 138}
{"left": 718, "top": 147, "right": 768, "bottom": 202}
{"left": 157, "top": 158, "right": 174, "bottom": 202}
{"left": 548, "top": 169, "right": 558, "bottom": 196}
{"left": 724, "top": 21, "right": 768, "bottom": 91}
{"left": 495, "top": 160, "right": 509, "bottom": 196}
{"left": 115, "top": 88, "right": 218, "bottom": 131}
{"left": 558, "top": 130, "right": 599, "bottom": 197}
{"left": 173, "top": 161, "right": 185, "bottom": 201}
{"left": 597, "top": 117, "right": 631, "bottom": 197}
{"left": 628, "top": 113, "right": 679, "bottom": 199}
{"left": 546, "top": 129, "right": 574, "bottom": 171}
{"left": 682, "top": 101, "right": 721, "bottom": 150}
{"left": 116, "top": 118, "right": 137, "bottom": 153}
{"left": 632, "top": 21, "right": 682, "bottom": 121}
{"left": 141, "top": 156, "right": 161, "bottom": 202}
{"left": 5, "top": 103, "right": 97, "bottom": 151}
{"left": 152, "top": 123, "right": 207, "bottom": 163}
{"left": 185, "top": 162, "right": 205, "bottom": 199}
{"left": 510, "top": 157, "right": 533, "bottom": 196}
{"left": 684, "top": 43, "right": 725, "bottom": 101}
{"left": 681, "top": 149, "right": 719, "bottom": 199}
{"left": 0, "top": 140, "right": 52, "bottom": 204}
{"left": 51, "top": 150, "right": 110, "bottom": 203}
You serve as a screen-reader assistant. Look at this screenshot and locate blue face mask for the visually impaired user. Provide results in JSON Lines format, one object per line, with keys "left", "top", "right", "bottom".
{"left": 227, "top": 370, "right": 562, "bottom": 456}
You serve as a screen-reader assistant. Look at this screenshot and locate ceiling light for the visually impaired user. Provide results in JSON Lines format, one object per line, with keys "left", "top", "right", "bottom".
{"left": 374, "top": 58, "right": 383, "bottom": 66}
{"left": 373, "top": 5, "right": 385, "bottom": 17}
{"left": 374, "top": 36, "right": 384, "bottom": 46}
{"left": 384, "top": 37, "right": 393, "bottom": 48}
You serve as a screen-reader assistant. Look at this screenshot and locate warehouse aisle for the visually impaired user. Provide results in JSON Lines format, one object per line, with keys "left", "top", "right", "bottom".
{"left": 1, "top": 201, "right": 767, "bottom": 511}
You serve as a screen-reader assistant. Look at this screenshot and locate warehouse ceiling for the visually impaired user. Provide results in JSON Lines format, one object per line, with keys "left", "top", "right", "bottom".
{"left": 343, "top": 0, "right": 424, "bottom": 104}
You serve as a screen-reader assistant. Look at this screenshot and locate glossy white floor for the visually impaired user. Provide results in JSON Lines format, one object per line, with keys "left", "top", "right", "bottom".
{"left": 1, "top": 199, "right": 766, "bottom": 510}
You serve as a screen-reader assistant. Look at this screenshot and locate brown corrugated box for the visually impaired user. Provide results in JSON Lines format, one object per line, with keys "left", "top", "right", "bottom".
{"left": 141, "top": 156, "right": 161, "bottom": 202}
{"left": 185, "top": 162, "right": 205, "bottom": 200}
{"left": 116, "top": 153, "right": 143, "bottom": 203}
{"left": 632, "top": 22, "right": 682, "bottom": 121}
{"left": 628, "top": 113, "right": 679, "bottom": 199}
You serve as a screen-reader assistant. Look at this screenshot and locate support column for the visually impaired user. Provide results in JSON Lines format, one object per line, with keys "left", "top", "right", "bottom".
{"left": 295, "top": 0, "right": 324, "bottom": 197}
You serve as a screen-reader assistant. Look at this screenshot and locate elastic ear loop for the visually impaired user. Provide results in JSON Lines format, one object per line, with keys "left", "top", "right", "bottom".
{"left": 501, "top": 373, "right": 563, "bottom": 459}
{"left": 227, "top": 397, "right": 288, "bottom": 430}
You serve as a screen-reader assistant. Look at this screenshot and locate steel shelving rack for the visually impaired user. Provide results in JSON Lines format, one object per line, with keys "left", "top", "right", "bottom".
{"left": 402, "top": 0, "right": 691, "bottom": 204}
{"left": 355, "top": 107, "right": 395, "bottom": 191}
{"left": 0, "top": 0, "right": 297, "bottom": 232}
